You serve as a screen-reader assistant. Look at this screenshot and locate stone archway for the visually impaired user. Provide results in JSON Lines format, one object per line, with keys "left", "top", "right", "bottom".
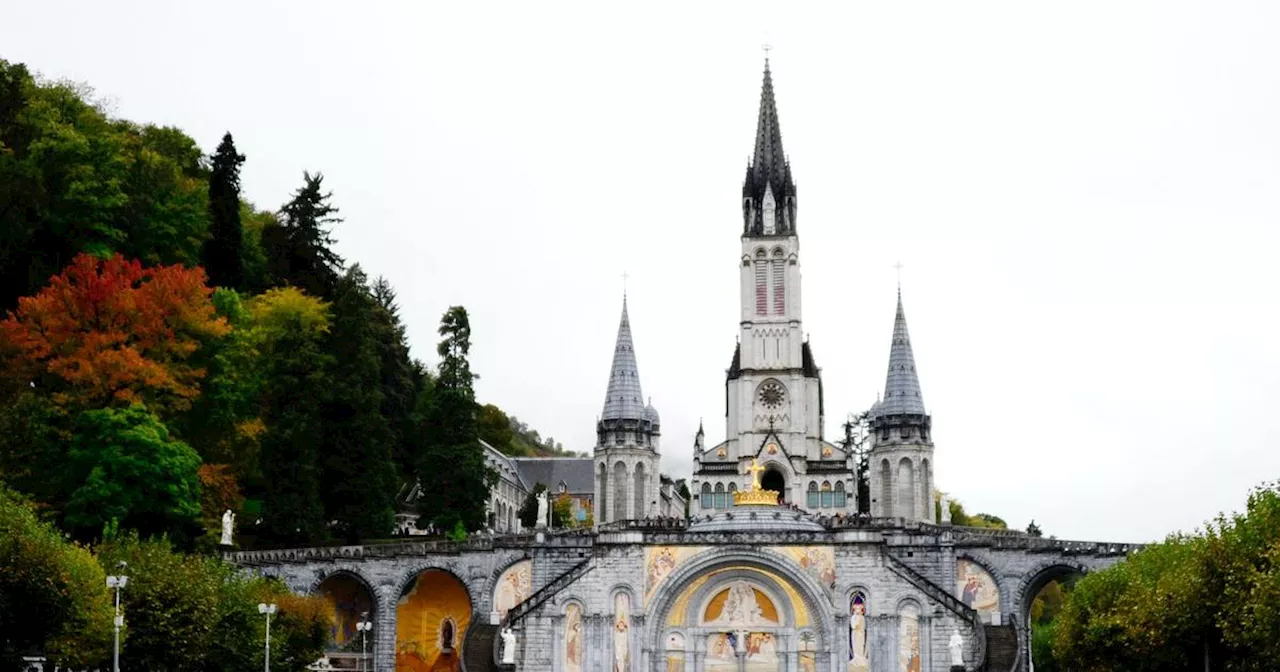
{"left": 761, "top": 469, "right": 786, "bottom": 501}
{"left": 395, "top": 568, "right": 472, "bottom": 672}
{"left": 1012, "top": 560, "right": 1090, "bottom": 672}
{"left": 316, "top": 571, "right": 376, "bottom": 664}
{"left": 645, "top": 548, "right": 837, "bottom": 672}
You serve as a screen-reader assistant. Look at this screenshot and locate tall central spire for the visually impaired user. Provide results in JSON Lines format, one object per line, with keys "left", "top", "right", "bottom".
{"left": 876, "top": 291, "right": 927, "bottom": 416}
{"left": 601, "top": 295, "right": 646, "bottom": 420}
{"left": 742, "top": 59, "right": 797, "bottom": 236}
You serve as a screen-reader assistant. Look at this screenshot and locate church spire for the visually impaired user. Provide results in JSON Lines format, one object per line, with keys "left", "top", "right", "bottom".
{"left": 876, "top": 290, "right": 927, "bottom": 416}
{"left": 742, "top": 59, "right": 797, "bottom": 236}
{"left": 601, "top": 295, "right": 647, "bottom": 421}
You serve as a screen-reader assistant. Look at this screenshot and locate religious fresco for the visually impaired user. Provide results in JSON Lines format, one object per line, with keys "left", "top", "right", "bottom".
{"left": 612, "top": 593, "right": 631, "bottom": 672}
{"left": 773, "top": 546, "right": 837, "bottom": 593}
{"left": 664, "top": 632, "right": 685, "bottom": 672}
{"left": 955, "top": 560, "right": 1001, "bottom": 614}
{"left": 493, "top": 560, "right": 532, "bottom": 621}
{"left": 705, "top": 632, "right": 738, "bottom": 672}
{"left": 744, "top": 632, "right": 779, "bottom": 671}
{"left": 702, "top": 580, "right": 780, "bottom": 627}
{"left": 848, "top": 592, "right": 869, "bottom": 672}
{"left": 395, "top": 569, "right": 470, "bottom": 672}
{"left": 563, "top": 603, "right": 584, "bottom": 672}
{"left": 898, "top": 603, "right": 921, "bottom": 672}
{"left": 666, "top": 566, "right": 810, "bottom": 628}
{"left": 318, "top": 573, "right": 374, "bottom": 651}
{"left": 644, "top": 546, "right": 708, "bottom": 603}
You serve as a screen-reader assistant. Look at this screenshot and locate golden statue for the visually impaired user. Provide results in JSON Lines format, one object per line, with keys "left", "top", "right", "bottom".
{"left": 734, "top": 458, "right": 779, "bottom": 506}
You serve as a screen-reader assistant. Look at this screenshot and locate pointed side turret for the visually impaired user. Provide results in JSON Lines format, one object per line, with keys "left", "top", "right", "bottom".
{"left": 868, "top": 289, "right": 935, "bottom": 524}
{"left": 876, "top": 290, "right": 927, "bottom": 417}
{"left": 742, "top": 60, "right": 797, "bottom": 236}
{"left": 601, "top": 296, "right": 646, "bottom": 421}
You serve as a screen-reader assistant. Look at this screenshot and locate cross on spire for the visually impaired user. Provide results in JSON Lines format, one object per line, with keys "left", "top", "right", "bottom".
{"left": 893, "top": 261, "right": 904, "bottom": 294}
{"left": 621, "top": 270, "right": 630, "bottom": 297}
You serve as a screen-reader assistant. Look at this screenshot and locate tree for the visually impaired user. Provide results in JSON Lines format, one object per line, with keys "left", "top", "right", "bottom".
{"left": 477, "top": 403, "right": 516, "bottom": 453}
{"left": 414, "top": 306, "right": 495, "bottom": 532}
{"left": 0, "top": 253, "right": 230, "bottom": 418}
{"left": 250, "top": 288, "right": 332, "bottom": 543}
{"left": 0, "top": 486, "right": 114, "bottom": 670}
{"left": 320, "top": 266, "right": 397, "bottom": 541}
{"left": 370, "top": 277, "right": 420, "bottom": 479}
{"left": 201, "top": 133, "right": 247, "bottom": 290}
{"left": 264, "top": 172, "right": 343, "bottom": 299}
{"left": 0, "top": 61, "right": 210, "bottom": 312}
{"left": 518, "top": 483, "right": 548, "bottom": 530}
{"left": 95, "top": 533, "right": 330, "bottom": 672}
{"left": 63, "top": 404, "right": 203, "bottom": 543}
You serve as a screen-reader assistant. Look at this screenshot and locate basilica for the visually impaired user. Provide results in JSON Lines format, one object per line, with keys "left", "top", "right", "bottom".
{"left": 234, "top": 62, "right": 1137, "bottom": 672}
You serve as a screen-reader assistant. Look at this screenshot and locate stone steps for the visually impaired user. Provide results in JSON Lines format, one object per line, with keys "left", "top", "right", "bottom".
{"left": 984, "top": 623, "right": 1018, "bottom": 672}
{"left": 462, "top": 623, "right": 499, "bottom": 672}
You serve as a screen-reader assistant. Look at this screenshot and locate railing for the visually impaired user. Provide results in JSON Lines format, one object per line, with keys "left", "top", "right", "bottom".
{"left": 597, "top": 518, "right": 689, "bottom": 532}
{"left": 501, "top": 558, "right": 593, "bottom": 628}
{"left": 882, "top": 549, "right": 988, "bottom": 672}
{"left": 491, "top": 558, "right": 594, "bottom": 669}
{"left": 223, "top": 531, "right": 595, "bottom": 566}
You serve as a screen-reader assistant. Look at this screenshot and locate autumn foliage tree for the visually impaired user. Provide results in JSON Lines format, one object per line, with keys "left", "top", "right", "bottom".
{"left": 0, "top": 253, "right": 229, "bottom": 417}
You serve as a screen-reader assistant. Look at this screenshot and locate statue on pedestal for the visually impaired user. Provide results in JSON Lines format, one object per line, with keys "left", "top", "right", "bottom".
{"left": 949, "top": 630, "right": 964, "bottom": 667}
{"left": 535, "top": 491, "right": 549, "bottom": 529}
{"left": 500, "top": 628, "right": 517, "bottom": 664}
{"left": 220, "top": 509, "right": 235, "bottom": 546}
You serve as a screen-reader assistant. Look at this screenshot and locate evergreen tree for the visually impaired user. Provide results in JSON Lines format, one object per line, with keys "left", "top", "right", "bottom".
{"left": 320, "top": 266, "right": 397, "bottom": 541}
{"left": 265, "top": 171, "right": 343, "bottom": 299}
{"left": 258, "top": 312, "right": 330, "bottom": 543}
{"left": 370, "top": 277, "right": 420, "bottom": 479}
{"left": 202, "top": 132, "right": 247, "bottom": 289}
{"left": 414, "top": 306, "right": 495, "bottom": 532}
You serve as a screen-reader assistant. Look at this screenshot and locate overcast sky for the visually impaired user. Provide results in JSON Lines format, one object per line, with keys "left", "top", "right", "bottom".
{"left": 5, "top": 1, "right": 1278, "bottom": 543}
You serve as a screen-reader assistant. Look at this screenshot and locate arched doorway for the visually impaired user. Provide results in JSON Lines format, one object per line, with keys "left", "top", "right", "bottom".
{"left": 316, "top": 572, "right": 375, "bottom": 668}
{"left": 1019, "top": 564, "right": 1087, "bottom": 672}
{"left": 396, "top": 569, "right": 472, "bottom": 672}
{"left": 646, "top": 551, "right": 834, "bottom": 672}
{"left": 761, "top": 468, "right": 786, "bottom": 501}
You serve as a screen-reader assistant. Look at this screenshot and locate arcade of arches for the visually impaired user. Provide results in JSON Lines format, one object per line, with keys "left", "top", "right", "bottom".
{"left": 395, "top": 570, "right": 471, "bottom": 672}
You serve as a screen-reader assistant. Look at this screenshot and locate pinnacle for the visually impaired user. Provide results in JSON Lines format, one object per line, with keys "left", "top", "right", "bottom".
{"left": 877, "top": 291, "right": 926, "bottom": 416}
{"left": 601, "top": 295, "right": 647, "bottom": 421}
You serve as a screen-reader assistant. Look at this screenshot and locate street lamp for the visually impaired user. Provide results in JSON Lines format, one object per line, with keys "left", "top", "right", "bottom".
{"left": 258, "top": 603, "right": 278, "bottom": 672}
{"left": 355, "top": 614, "right": 373, "bottom": 672}
{"left": 106, "top": 561, "right": 128, "bottom": 672}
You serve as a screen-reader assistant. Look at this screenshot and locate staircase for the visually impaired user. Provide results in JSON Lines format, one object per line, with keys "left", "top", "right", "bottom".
{"left": 461, "top": 622, "right": 500, "bottom": 672}
{"left": 984, "top": 624, "right": 1018, "bottom": 672}
{"left": 881, "top": 550, "right": 988, "bottom": 671}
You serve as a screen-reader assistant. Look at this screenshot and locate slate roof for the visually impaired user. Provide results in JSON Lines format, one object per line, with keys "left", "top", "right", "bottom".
{"left": 601, "top": 296, "right": 648, "bottom": 422}
{"left": 742, "top": 60, "right": 797, "bottom": 235}
{"left": 512, "top": 458, "right": 595, "bottom": 496}
{"left": 874, "top": 291, "right": 927, "bottom": 417}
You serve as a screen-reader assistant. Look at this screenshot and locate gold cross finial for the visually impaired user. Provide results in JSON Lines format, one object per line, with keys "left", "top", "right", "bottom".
{"left": 747, "top": 459, "right": 767, "bottom": 490}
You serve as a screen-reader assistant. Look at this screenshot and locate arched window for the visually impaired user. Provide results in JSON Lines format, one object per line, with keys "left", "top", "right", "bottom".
{"left": 772, "top": 248, "right": 786, "bottom": 315}
{"left": 807, "top": 481, "right": 819, "bottom": 508}
{"left": 754, "top": 249, "right": 768, "bottom": 315}
{"left": 898, "top": 458, "right": 916, "bottom": 521}
{"left": 613, "top": 462, "right": 628, "bottom": 522}
{"left": 821, "top": 481, "right": 833, "bottom": 508}
{"left": 835, "top": 481, "right": 847, "bottom": 508}
{"left": 728, "top": 482, "right": 737, "bottom": 492}
{"left": 633, "top": 462, "right": 647, "bottom": 518}
{"left": 700, "top": 482, "right": 712, "bottom": 510}
{"left": 597, "top": 463, "right": 608, "bottom": 523}
{"left": 921, "top": 458, "right": 932, "bottom": 523}
{"left": 714, "top": 482, "right": 725, "bottom": 509}
{"left": 880, "top": 459, "right": 892, "bottom": 517}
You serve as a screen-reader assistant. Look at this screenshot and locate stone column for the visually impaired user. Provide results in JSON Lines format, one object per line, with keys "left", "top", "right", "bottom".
{"left": 374, "top": 582, "right": 399, "bottom": 672}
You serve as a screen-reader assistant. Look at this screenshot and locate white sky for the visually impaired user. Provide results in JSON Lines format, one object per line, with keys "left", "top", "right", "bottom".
{"left": 5, "top": 1, "right": 1278, "bottom": 543}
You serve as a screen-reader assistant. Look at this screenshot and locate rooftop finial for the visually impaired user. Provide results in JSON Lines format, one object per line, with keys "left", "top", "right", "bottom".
{"left": 894, "top": 260, "right": 904, "bottom": 296}
{"left": 762, "top": 43, "right": 772, "bottom": 68}
{"left": 621, "top": 269, "right": 630, "bottom": 299}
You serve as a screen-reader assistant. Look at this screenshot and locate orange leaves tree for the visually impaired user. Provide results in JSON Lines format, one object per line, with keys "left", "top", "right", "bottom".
{"left": 0, "top": 253, "right": 229, "bottom": 417}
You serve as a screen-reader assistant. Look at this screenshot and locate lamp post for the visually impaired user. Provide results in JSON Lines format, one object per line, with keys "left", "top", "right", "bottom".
{"left": 106, "top": 561, "right": 128, "bottom": 672}
{"left": 355, "top": 615, "right": 373, "bottom": 672}
{"left": 258, "top": 603, "right": 277, "bottom": 672}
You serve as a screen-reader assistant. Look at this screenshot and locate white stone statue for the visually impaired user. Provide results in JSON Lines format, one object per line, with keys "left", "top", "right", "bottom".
{"left": 535, "top": 491, "right": 549, "bottom": 529}
{"left": 500, "top": 628, "right": 517, "bottom": 664}
{"left": 940, "top": 494, "right": 952, "bottom": 525}
{"left": 949, "top": 631, "right": 964, "bottom": 666}
{"left": 734, "top": 628, "right": 748, "bottom": 654}
{"left": 220, "top": 509, "right": 235, "bottom": 545}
